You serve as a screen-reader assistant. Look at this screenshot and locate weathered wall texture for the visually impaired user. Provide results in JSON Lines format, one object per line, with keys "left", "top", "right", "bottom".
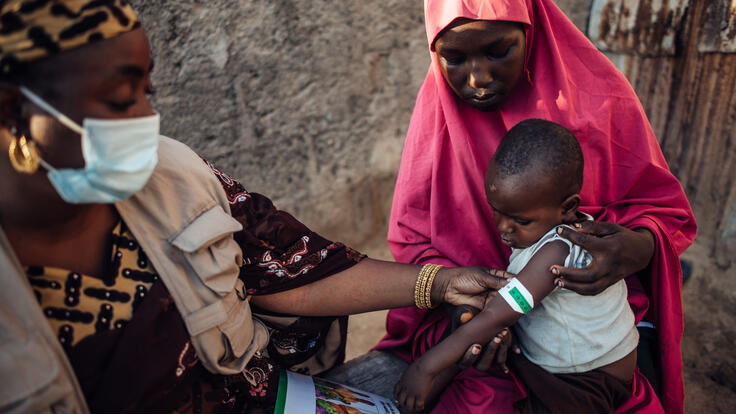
{"left": 131, "top": 0, "right": 429, "bottom": 253}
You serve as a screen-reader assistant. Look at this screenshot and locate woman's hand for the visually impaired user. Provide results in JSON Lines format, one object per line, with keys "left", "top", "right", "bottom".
{"left": 432, "top": 267, "right": 512, "bottom": 309}
{"left": 450, "top": 305, "right": 520, "bottom": 373}
{"left": 551, "top": 221, "right": 655, "bottom": 295}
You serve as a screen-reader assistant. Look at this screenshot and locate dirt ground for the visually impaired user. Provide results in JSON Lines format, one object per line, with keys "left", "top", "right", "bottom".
{"left": 345, "top": 240, "right": 736, "bottom": 413}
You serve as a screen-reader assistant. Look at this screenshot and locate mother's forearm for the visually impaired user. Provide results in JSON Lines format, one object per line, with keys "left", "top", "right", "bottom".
{"left": 250, "top": 258, "right": 419, "bottom": 316}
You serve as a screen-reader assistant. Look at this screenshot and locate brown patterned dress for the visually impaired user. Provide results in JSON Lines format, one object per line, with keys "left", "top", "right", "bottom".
{"left": 27, "top": 161, "right": 365, "bottom": 414}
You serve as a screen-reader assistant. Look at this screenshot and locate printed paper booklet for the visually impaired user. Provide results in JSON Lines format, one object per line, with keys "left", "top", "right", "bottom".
{"left": 274, "top": 371, "right": 400, "bottom": 414}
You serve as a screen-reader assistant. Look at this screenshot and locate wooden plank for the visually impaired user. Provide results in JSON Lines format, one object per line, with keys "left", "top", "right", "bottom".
{"left": 588, "top": 0, "right": 690, "bottom": 55}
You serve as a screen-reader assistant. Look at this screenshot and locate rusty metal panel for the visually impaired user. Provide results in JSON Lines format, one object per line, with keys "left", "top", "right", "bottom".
{"left": 594, "top": 0, "right": 736, "bottom": 269}
{"left": 698, "top": 1, "right": 736, "bottom": 53}
{"left": 588, "top": 0, "right": 690, "bottom": 55}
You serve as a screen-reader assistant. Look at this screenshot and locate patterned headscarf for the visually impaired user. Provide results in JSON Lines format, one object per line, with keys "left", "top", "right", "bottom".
{"left": 0, "top": 0, "right": 140, "bottom": 74}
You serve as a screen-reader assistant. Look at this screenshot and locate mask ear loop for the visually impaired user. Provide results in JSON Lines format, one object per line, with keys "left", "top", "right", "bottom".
{"left": 18, "top": 86, "right": 84, "bottom": 174}
{"left": 18, "top": 86, "right": 84, "bottom": 135}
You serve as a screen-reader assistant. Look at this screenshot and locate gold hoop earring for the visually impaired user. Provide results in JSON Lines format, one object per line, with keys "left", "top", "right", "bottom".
{"left": 8, "top": 135, "right": 40, "bottom": 174}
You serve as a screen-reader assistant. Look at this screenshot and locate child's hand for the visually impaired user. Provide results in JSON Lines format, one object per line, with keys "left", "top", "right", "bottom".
{"left": 394, "top": 360, "right": 437, "bottom": 413}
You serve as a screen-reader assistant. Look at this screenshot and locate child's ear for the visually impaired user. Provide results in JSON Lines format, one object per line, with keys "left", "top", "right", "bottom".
{"left": 561, "top": 194, "right": 581, "bottom": 223}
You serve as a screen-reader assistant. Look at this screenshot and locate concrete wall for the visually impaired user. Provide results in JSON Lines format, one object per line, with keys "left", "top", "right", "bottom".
{"left": 131, "top": 0, "right": 429, "bottom": 254}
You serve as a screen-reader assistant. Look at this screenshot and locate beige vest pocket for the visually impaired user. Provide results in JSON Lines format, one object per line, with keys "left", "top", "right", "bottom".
{"left": 171, "top": 205, "right": 244, "bottom": 295}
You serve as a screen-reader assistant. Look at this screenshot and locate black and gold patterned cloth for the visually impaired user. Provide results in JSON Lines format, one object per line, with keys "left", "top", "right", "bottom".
{"left": 27, "top": 221, "right": 156, "bottom": 349}
{"left": 0, "top": 0, "right": 139, "bottom": 73}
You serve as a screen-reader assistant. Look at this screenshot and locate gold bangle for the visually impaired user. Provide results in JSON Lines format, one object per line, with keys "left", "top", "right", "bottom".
{"left": 414, "top": 265, "right": 430, "bottom": 309}
{"left": 423, "top": 265, "right": 436, "bottom": 309}
{"left": 414, "top": 266, "right": 427, "bottom": 309}
{"left": 417, "top": 265, "right": 431, "bottom": 309}
{"left": 414, "top": 264, "right": 443, "bottom": 309}
{"left": 423, "top": 264, "right": 443, "bottom": 309}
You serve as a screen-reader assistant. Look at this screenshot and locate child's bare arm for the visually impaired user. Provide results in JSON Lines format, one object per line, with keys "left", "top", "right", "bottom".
{"left": 394, "top": 241, "right": 569, "bottom": 412}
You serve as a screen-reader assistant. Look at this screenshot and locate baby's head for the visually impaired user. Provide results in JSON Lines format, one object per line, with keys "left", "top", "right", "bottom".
{"left": 485, "top": 119, "right": 583, "bottom": 249}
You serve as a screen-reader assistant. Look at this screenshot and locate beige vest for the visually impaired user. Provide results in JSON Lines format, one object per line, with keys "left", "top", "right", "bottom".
{"left": 0, "top": 137, "right": 269, "bottom": 413}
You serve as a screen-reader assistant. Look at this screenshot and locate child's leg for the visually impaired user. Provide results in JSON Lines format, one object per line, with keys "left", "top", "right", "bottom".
{"left": 508, "top": 353, "right": 633, "bottom": 414}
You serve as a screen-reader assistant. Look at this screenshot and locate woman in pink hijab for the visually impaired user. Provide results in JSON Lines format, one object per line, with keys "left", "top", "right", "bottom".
{"left": 374, "top": 0, "right": 696, "bottom": 413}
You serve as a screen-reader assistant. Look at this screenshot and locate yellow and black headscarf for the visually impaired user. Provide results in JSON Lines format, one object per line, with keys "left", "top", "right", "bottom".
{"left": 0, "top": 0, "right": 140, "bottom": 74}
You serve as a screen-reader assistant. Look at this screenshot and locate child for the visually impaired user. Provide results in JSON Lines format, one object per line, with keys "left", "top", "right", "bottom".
{"left": 394, "top": 119, "right": 639, "bottom": 413}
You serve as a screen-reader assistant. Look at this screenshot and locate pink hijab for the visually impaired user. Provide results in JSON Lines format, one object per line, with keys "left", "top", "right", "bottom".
{"left": 375, "top": 1, "right": 696, "bottom": 413}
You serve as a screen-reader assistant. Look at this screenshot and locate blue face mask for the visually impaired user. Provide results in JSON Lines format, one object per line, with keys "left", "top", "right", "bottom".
{"left": 20, "top": 86, "right": 160, "bottom": 204}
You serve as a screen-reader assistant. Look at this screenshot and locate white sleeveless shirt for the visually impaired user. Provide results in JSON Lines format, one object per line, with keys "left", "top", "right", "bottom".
{"left": 506, "top": 221, "right": 639, "bottom": 373}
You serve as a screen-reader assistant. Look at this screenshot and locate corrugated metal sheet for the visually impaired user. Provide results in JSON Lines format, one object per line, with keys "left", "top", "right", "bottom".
{"left": 598, "top": 0, "right": 736, "bottom": 267}
{"left": 698, "top": 0, "right": 736, "bottom": 53}
{"left": 579, "top": 1, "right": 736, "bottom": 404}
{"left": 588, "top": 0, "right": 690, "bottom": 55}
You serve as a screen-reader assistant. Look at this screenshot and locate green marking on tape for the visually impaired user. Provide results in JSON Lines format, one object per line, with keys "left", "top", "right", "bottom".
{"left": 509, "top": 287, "right": 532, "bottom": 313}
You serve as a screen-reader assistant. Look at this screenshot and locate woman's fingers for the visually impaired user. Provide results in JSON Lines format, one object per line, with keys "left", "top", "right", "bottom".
{"left": 474, "top": 342, "right": 497, "bottom": 372}
{"left": 458, "top": 343, "right": 482, "bottom": 369}
{"left": 493, "top": 329, "right": 511, "bottom": 372}
{"left": 555, "top": 274, "right": 611, "bottom": 296}
{"left": 448, "top": 304, "right": 477, "bottom": 332}
{"left": 455, "top": 304, "right": 479, "bottom": 324}
{"left": 465, "top": 294, "right": 487, "bottom": 310}
{"left": 396, "top": 386, "right": 414, "bottom": 413}
{"left": 394, "top": 382, "right": 403, "bottom": 402}
{"left": 406, "top": 395, "right": 417, "bottom": 412}
{"left": 455, "top": 306, "right": 481, "bottom": 368}
{"left": 556, "top": 226, "right": 607, "bottom": 252}
{"left": 550, "top": 263, "right": 597, "bottom": 283}
{"left": 475, "top": 332, "right": 503, "bottom": 372}
{"left": 414, "top": 396, "right": 425, "bottom": 412}
{"left": 460, "top": 310, "right": 475, "bottom": 324}
{"left": 487, "top": 267, "right": 514, "bottom": 280}
{"left": 550, "top": 260, "right": 611, "bottom": 295}
{"left": 553, "top": 222, "right": 631, "bottom": 296}
{"left": 442, "top": 267, "right": 510, "bottom": 308}
{"left": 478, "top": 268, "right": 511, "bottom": 291}
{"left": 573, "top": 219, "right": 620, "bottom": 236}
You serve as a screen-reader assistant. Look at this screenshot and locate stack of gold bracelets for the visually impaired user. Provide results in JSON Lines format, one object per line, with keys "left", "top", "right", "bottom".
{"left": 414, "top": 263, "right": 444, "bottom": 309}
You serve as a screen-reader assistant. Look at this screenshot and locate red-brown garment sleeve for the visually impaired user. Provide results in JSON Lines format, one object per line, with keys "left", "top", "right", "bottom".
{"left": 203, "top": 160, "right": 365, "bottom": 295}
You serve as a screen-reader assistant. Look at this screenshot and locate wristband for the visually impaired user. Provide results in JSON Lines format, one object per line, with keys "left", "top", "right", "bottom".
{"left": 498, "top": 278, "right": 534, "bottom": 314}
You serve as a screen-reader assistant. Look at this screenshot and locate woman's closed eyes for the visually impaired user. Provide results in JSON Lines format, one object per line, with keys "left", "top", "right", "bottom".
{"left": 440, "top": 45, "right": 512, "bottom": 66}
{"left": 487, "top": 45, "right": 512, "bottom": 60}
